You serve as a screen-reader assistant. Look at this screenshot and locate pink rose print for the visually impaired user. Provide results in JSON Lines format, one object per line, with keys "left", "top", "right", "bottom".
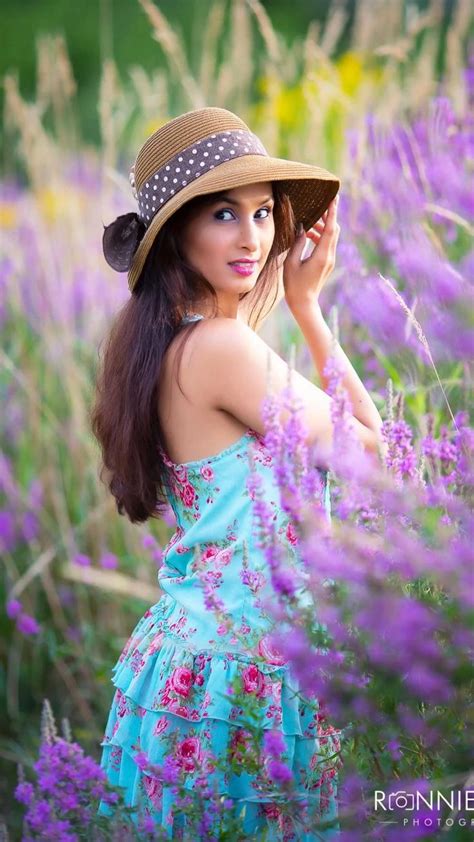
{"left": 116, "top": 689, "right": 128, "bottom": 718}
{"left": 242, "top": 664, "right": 266, "bottom": 697}
{"left": 286, "top": 521, "right": 299, "bottom": 547}
{"left": 143, "top": 773, "right": 163, "bottom": 807}
{"left": 201, "top": 546, "right": 219, "bottom": 563}
{"left": 229, "top": 727, "right": 253, "bottom": 761}
{"left": 214, "top": 548, "right": 232, "bottom": 567}
{"left": 173, "top": 465, "right": 188, "bottom": 483}
{"left": 148, "top": 631, "right": 165, "bottom": 656}
{"left": 260, "top": 802, "right": 282, "bottom": 820}
{"left": 130, "top": 650, "right": 146, "bottom": 675}
{"left": 258, "top": 635, "right": 288, "bottom": 666}
{"left": 170, "top": 666, "right": 195, "bottom": 698}
{"left": 153, "top": 716, "right": 169, "bottom": 736}
{"left": 179, "top": 483, "right": 195, "bottom": 508}
{"left": 200, "top": 465, "right": 214, "bottom": 481}
{"left": 175, "top": 736, "right": 202, "bottom": 773}
{"left": 175, "top": 543, "right": 192, "bottom": 554}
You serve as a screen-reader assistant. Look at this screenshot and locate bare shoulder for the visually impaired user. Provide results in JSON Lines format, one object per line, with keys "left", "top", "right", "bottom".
{"left": 186, "top": 316, "right": 377, "bottom": 468}
{"left": 197, "top": 315, "right": 272, "bottom": 350}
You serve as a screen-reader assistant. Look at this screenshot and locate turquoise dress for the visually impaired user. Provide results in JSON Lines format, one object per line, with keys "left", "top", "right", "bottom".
{"left": 98, "top": 314, "right": 342, "bottom": 840}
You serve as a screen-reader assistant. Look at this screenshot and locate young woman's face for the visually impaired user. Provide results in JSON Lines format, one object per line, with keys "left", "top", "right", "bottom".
{"left": 180, "top": 182, "right": 275, "bottom": 308}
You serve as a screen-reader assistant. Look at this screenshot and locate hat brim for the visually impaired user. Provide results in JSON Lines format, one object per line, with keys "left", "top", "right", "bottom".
{"left": 128, "top": 155, "right": 340, "bottom": 292}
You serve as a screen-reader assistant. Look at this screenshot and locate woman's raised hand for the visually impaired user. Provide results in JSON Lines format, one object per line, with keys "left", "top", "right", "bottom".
{"left": 282, "top": 195, "right": 340, "bottom": 312}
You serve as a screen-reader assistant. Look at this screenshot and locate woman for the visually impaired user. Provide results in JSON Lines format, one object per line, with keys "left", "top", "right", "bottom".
{"left": 92, "top": 107, "right": 383, "bottom": 840}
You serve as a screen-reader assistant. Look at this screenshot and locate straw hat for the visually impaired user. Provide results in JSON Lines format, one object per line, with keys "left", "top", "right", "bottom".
{"left": 104, "top": 107, "right": 341, "bottom": 292}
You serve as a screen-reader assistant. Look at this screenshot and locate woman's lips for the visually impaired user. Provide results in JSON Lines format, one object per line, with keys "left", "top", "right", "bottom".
{"left": 228, "top": 261, "right": 257, "bottom": 276}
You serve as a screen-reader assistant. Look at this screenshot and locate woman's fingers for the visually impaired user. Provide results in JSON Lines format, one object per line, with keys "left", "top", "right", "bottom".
{"left": 306, "top": 199, "right": 339, "bottom": 242}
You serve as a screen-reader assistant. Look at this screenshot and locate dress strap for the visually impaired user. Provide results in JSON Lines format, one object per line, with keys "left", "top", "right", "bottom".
{"left": 180, "top": 313, "right": 205, "bottom": 325}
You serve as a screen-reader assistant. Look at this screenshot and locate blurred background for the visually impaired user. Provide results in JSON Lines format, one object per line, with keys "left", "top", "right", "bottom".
{"left": 1, "top": 0, "right": 472, "bottom": 836}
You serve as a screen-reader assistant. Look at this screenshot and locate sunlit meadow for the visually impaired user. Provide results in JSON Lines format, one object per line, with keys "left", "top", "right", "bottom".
{"left": 1, "top": 0, "right": 473, "bottom": 839}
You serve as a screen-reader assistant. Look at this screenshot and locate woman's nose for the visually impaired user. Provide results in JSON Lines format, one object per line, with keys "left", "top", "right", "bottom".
{"left": 238, "top": 217, "right": 260, "bottom": 252}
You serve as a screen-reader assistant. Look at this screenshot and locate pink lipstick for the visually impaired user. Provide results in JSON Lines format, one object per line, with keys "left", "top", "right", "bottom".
{"left": 228, "top": 261, "right": 257, "bottom": 277}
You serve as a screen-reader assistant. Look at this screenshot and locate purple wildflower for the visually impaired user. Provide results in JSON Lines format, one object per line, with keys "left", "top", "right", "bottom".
{"left": 17, "top": 613, "right": 40, "bottom": 635}
{"left": 263, "top": 729, "right": 286, "bottom": 757}
{"left": 6, "top": 598, "right": 22, "bottom": 619}
{"left": 72, "top": 552, "right": 91, "bottom": 567}
{"left": 99, "top": 551, "right": 118, "bottom": 570}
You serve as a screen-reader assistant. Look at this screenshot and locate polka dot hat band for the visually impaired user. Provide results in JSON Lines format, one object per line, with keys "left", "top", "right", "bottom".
{"left": 126, "top": 107, "right": 341, "bottom": 292}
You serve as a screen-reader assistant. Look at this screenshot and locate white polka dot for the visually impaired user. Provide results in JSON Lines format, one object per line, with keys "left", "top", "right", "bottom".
{"left": 176, "top": 167, "right": 180, "bottom": 172}
{"left": 154, "top": 174, "right": 159, "bottom": 180}
{"left": 153, "top": 185, "right": 157, "bottom": 191}
{"left": 204, "top": 152, "right": 209, "bottom": 157}
{"left": 218, "top": 146, "right": 224, "bottom": 151}
{"left": 230, "top": 149, "right": 235, "bottom": 155}
{"left": 189, "top": 159, "right": 194, "bottom": 164}
{"left": 233, "top": 142, "right": 239, "bottom": 146}
{"left": 182, "top": 180, "right": 187, "bottom": 185}
{"left": 165, "top": 165, "right": 170, "bottom": 171}
{"left": 173, "top": 178, "right": 178, "bottom": 183}
{"left": 164, "top": 176, "right": 168, "bottom": 182}
{"left": 146, "top": 214, "right": 150, "bottom": 220}
{"left": 146, "top": 182, "right": 149, "bottom": 187}
{"left": 192, "top": 148, "right": 197, "bottom": 154}
{"left": 244, "top": 146, "right": 249, "bottom": 152}
{"left": 178, "top": 156, "right": 183, "bottom": 162}
{"left": 215, "top": 154, "right": 220, "bottom": 159}
{"left": 185, "top": 169, "right": 191, "bottom": 175}
{"left": 195, "top": 172, "right": 200, "bottom": 177}
{"left": 200, "top": 162, "right": 205, "bottom": 167}
{"left": 207, "top": 142, "right": 212, "bottom": 147}
{"left": 152, "top": 206, "right": 155, "bottom": 211}
{"left": 211, "top": 134, "right": 216, "bottom": 138}
{"left": 162, "top": 187, "right": 166, "bottom": 192}
{"left": 145, "top": 193, "right": 149, "bottom": 198}
{"left": 209, "top": 164, "right": 215, "bottom": 169}
{"left": 222, "top": 138, "right": 228, "bottom": 142}
{"left": 160, "top": 198, "right": 164, "bottom": 203}
{"left": 170, "top": 189, "right": 175, "bottom": 194}
{"left": 146, "top": 204, "right": 149, "bottom": 209}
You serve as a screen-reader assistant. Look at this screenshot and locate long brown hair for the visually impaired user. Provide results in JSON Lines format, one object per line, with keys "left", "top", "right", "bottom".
{"left": 90, "top": 183, "right": 295, "bottom": 523}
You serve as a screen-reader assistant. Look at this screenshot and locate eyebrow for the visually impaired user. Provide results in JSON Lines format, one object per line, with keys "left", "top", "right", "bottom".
{"left": 214, "top": 194, "right": 274, "bottom": 205}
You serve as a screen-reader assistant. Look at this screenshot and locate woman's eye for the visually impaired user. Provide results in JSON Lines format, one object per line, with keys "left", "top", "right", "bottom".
{"left": 256, "top": 206, "right": 273, "bottom": 219}
{"left": 214, "top": 206, "right": 273, "bottom": 221}
{"left": 214, "top": 209, "right": 235, "bottom": 221}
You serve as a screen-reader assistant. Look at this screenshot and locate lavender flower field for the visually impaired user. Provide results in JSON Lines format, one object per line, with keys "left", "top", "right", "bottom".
{"left": 1, "top": 1, "right": 473, "bottom": 839}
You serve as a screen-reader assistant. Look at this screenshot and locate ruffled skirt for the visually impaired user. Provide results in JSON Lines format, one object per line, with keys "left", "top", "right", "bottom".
{"left": 97, "top": 595, "right": 343, "bottom": 840}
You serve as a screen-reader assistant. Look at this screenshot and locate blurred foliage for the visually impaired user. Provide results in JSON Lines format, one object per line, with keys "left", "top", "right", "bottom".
{"left": 0, "top": 0, "right": 460, "bottom": 158}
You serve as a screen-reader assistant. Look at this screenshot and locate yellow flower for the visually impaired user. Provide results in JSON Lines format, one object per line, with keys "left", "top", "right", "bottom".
{"left": 336, "top": 51, "right": 364, "bottom": 97}
{"left": 37, "top": 188, "right": 70, "bottom": 222}
{"left": 0, "top": 202, "right": 17, "bottom": 228}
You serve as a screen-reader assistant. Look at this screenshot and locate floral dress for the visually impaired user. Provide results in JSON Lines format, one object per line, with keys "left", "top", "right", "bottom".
{"left": 98, "top": 316, "right": 343, "bottom": 840}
